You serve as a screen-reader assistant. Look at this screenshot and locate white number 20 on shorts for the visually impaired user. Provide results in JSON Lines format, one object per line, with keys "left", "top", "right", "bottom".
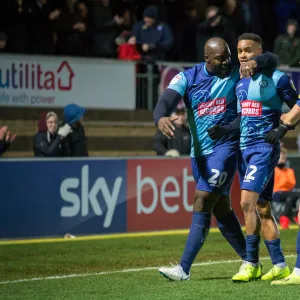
{"left": 208, "top": 169, "right": 228, "bottom": 186}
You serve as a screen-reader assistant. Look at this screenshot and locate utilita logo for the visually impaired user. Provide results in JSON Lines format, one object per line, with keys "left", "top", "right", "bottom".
{"left": 0, "top": 60, "right": 74, "bottom": 91}
{"left": 60, "top": 165, "right": 123, "bottom": 228}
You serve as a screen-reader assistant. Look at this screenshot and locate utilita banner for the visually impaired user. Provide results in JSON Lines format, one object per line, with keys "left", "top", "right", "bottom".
{"left": 0, "top": 157, "right": 245, "bottom": 239}
{"left": 0, "top": 54, "right": 136, "bottom": 109}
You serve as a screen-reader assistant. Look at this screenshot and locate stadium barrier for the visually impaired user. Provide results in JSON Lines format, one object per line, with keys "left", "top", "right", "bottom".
{"left": 0, "top": 157, "right": 242, "bottom": 239}
{"left": 1, "top": 156, "right": 299, "bottom": 239}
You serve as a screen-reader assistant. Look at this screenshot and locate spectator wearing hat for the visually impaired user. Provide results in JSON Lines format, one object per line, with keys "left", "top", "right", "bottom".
{"left": 128, "top": 5, "right": 173, "bottom": 61}
{"left": 64, "top": 103, "right": 88, "bottom": 157}
{"left": 274, "top": 19, "right": 300, "bottom": 68}
{"left": 33, "top": 111, "right": 71, "bottom": 157}
{"left": 153, "top": 108, "right": 191, "bottom": 157}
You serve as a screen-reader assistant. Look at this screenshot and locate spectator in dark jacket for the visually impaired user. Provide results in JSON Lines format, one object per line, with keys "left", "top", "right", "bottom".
{"left": 34, "top": 112, "right": 71, "bottom": 157}
{"left": 196, "top": 6, "right": 237, "bottom": 62}
{"left": 90, "top": 0, "right": 124, "bottom": 58}
{"left": 129, "top": 6, "right": 173, "bottom": 61}
{"left": 27, "top": 0, "right": 55, "bottom": 54}
{"left": 153, "top": 108, "right": 191, "bottom": 157}
{"left": 4, "top": 0, "right": 29, "bottom": 53}
{"left": 49, "top": 0, "right": 90, "bottom": 56}
{"left": 64, "top": 104, "right": 88, "bottom": 157}
{"left": 0, "top": 126, "right": 16, "bottom": 156}
{"left": 274, "top": 19, "right": 300, "bottom": 68}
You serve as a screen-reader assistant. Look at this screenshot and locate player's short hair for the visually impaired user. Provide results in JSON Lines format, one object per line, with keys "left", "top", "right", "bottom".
{"left": 238, "top": 33, "right": 262, "bottom": 46}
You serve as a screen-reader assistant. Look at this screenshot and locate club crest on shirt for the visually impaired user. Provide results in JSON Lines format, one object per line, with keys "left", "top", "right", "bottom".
{"left": 259, "top": 80, "right": 268, "bottom": 88}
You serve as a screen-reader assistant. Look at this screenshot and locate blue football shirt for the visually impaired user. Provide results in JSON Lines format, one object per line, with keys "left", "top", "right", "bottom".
{"left": 167, "top": 62, "right": 240, "bottom": 156}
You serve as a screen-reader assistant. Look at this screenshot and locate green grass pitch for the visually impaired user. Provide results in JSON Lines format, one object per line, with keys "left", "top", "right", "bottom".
{"left": 1, "top": 229, "right": 299, "bottom": 300}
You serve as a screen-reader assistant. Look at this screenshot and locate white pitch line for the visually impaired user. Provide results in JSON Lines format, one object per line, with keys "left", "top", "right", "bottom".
{"left": 0, "top": 255, "right": 296, "bottom": 285}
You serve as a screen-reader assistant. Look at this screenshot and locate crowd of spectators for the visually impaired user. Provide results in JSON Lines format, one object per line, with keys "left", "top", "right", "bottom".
{"left": 1, "top": 0, "right": 300, "bottom": 63}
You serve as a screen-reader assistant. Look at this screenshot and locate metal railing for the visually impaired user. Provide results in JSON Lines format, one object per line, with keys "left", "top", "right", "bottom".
{"left": 136, "top": 63, "right": 160, "bottom": 110}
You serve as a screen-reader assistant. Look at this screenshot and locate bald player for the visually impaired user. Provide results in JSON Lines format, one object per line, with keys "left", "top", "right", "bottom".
{"left": 154, "top": 37, "right": 279, "bottom": 281}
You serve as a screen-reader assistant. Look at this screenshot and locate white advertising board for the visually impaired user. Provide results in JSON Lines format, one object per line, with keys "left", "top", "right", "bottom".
{"left": 0, "top": 54, "right": 136, "bottom": 109}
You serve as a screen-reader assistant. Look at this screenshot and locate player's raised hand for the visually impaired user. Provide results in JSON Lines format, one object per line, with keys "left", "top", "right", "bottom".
{"left": 158, "top": 116, "right": 178, "bottom": 139}
{"left": 264, "top": 124, "right": 289, "bottom": 144}
{"left": 240, "top": 60, "right": 257, "bottom": 78}
{"left": 207, "top": 125, "right": 228, "bottom": 140}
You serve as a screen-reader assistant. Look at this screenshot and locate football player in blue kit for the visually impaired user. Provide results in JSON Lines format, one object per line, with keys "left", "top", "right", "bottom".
{"left": 210, "top": 33, "right": 298, "bottom": 283}
{"left": 153, "top": 37, "right": 279, "bottom": 281}
{"left": 265, "top": 100, "right": 300, "bottom": 285}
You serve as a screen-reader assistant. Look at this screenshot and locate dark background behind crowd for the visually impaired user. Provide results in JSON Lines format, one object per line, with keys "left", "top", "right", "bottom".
{"left": 1, "top": 0, "right": 300, "bottom": 64}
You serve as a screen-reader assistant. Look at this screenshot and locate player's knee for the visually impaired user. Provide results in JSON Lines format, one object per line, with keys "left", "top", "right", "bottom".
{"left": 240, "top": 198, "right": 257, "bottom": 213}
{"left": 193, "top": 190, "right": 216, "bottom": 212}
{"left": 257, "top": 201, "right": 272, "bottom": 219}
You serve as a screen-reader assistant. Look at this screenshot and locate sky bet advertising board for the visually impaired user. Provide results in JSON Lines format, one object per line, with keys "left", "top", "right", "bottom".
{"left": 0, "top": 158, "right": 244, "bottom": 239}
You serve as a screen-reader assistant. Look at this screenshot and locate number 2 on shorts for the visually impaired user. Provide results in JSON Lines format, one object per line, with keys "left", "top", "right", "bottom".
{"left": 245, "top": 165, "right": 257, "bottom": 181}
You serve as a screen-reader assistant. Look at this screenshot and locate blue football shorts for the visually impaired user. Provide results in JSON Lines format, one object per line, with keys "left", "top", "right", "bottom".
{"left": 238, "top": 145, "right": 280, "bottom": 201}
{"left": 191, "top": 143, "right": 238, "bottom": 195}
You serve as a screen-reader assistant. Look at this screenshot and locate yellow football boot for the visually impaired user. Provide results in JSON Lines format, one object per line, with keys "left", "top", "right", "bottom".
{"left": 232, "top": 263, "right": 262, "bottom": 282}
{"left": 261, "top": 266, "right": 290, "bottom": 281}
{"left": 271, "top": 270, "right": 300, "bottom": 285}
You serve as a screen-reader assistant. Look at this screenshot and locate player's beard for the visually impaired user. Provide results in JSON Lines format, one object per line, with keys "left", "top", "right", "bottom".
{"left": 218, "top": 67, "right": 230, "bottom": 78}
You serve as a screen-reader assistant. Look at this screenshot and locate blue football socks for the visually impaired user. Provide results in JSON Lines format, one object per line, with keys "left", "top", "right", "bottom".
{"left": 217, "top": 210, "right": 247, "bottom": 260}
{"left": 180, "top": 212, "right": 211, "bottom": 274}
{"left": 246, "top": 235, "right": 260, "bottom": 264}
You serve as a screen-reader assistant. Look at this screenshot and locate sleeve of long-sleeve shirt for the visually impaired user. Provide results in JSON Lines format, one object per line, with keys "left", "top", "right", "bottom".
{"left": 276, "top": 74, "right": 298, "bottom": 108}
{"left": 252, "top": 52, "right": 280, "bottom": 70}
{"left": 153, "top": 72, "right": 187, "bottom": 125}
{"left": 156, "top": 24, "right": 173, "bottom": 51}
{"left": 223, "top": 113, "right": 241, "bottom": 133}
{"left": 132, "top": 22, "right": 142, "bottom": 44}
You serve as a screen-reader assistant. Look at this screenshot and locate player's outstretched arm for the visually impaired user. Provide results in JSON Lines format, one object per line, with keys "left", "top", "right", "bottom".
{"left": 252, "top": 52, "right": 280, "bottom": 70}
{"left": 240, "top": 52, "right": 280, "bottom": 78}
{"left": 154, "top": 72, "right": 188, "bottom": 139}
{"left": 207, "top": 114, "right": 241, "bottom": 140}
{"left": 281, "top": 103, "right": 300, "bottom": 126}
{"left": 153, "top": 89, "right": 182, "bottom": 138}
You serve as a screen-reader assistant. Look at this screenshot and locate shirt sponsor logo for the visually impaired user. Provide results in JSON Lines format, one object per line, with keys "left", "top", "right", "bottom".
{"left": 241, "top": 100, "right": 262, "bottom": 116}
{"left": 198, "top": 97, "right": 226, "bottom": 116}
